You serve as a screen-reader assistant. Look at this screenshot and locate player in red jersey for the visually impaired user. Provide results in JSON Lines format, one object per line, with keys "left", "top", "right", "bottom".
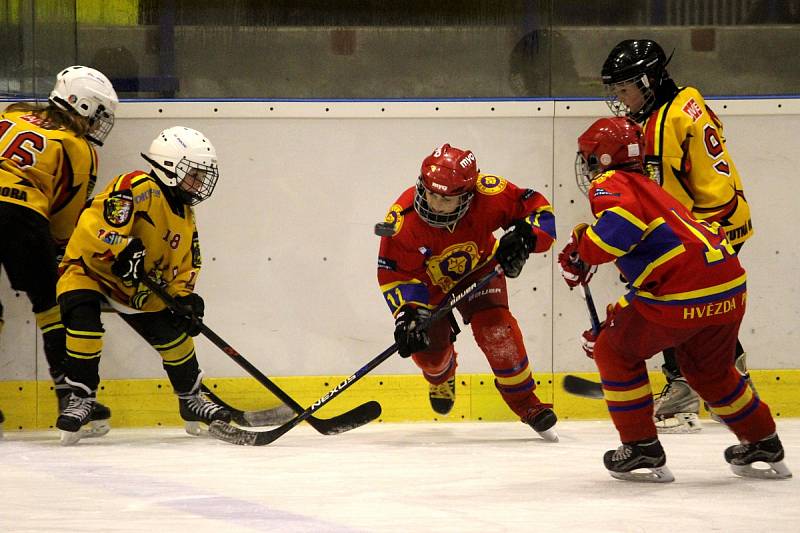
{"left": 377, "top": 143, "right": 558, "bottom": 440}
{"left": 602, "top": 39, "right": 754, "bottom": 431}
{"left": 558, "top": 117, "right": 789, "bottom": 481}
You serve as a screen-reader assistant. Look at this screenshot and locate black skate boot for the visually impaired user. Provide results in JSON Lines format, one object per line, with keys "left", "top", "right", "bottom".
{"left": 179, "top": 390, "right": 232, "bottom": 436}
{"left": 604, "top": 439, "right": 674, "bottom": 483}
{"left": 54, "top": 376, "right": 111, "bottom": 439}
{"left": 56, "top": 394, "right": 97, "bottom": 446}
{"left": 428, "top": 377, "right": 456, "bottom": 415}
{"left": 522, "top": 404, "right": 558, "bottom": 442}
{"left": 0, "top": 408, "right": 5, "bottom": 439}
{"left": 725, "top": 433, "right": 792, "bottom": 479}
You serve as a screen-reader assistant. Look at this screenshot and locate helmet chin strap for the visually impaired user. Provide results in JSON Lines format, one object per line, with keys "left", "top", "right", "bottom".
{"left": 141, "top": 153, "right": 179, "bottom": 186}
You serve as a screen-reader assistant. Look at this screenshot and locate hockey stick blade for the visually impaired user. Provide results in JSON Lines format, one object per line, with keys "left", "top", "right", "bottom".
{"left": 563, "top": 375, "right": 604, "bottom": 399}
{"left": 141, "top": 276, "right": 381, "bottom": 434}
{"left": 200, "top": 385, "right": 295, "bottom": 427}
{"left": 209, "top": 400, "right": 382, "bottom": 446}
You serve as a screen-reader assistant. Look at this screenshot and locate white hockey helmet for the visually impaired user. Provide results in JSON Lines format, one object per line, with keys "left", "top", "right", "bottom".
{"left": 49, "top": 65, "right": 118, "bottom": 145}
{"left": 143, "top": 126, "right": 219, "bottom": 205}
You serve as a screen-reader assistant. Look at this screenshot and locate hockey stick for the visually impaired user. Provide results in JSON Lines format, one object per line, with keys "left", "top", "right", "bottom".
{"left": 141, "top": 277, "right": 382, "bottom": 435}
{"left": 200, "top": 384, "right": 295, "bottom": 427}
{"left": 562, "top": 283, "right": 604, "bottom": 400}
{"left": 208, "top": 264, "right": 504, "bottom": 446}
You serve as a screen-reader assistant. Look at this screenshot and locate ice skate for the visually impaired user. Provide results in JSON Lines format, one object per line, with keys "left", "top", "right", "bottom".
{"left": 56, "top": 394, "right": 98, "bottom": 446}
{"left": 604, "top": 439, "right": 674, "bottom": 483}
{"left": 179, "top": 391, "right": 232, "bottom": 436}
{"left": 653, "top": 377, "right": 701, "bottom": 433}
{"left": 725, "top": 433, "right": 792, "bottom": 480}
{"left": 522, "top": 404, "right": 558, "bottom": 442}
{"left": 429, "top": 377, "right": 456, "bottom": 415}
{"left": 53, "top": 376, "right": 111, "bottom": 439}
{"left": 0, "top": 408, "right": 4, "bottom": 439}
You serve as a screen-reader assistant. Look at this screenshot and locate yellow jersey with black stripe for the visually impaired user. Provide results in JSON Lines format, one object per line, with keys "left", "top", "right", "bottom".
{"left": 0, "top": 110, "right": 98, "bottom": 246}
{"left": 643, "top": 87, "right": 752, "bottom": 246}
{"left": 57, "top": 170, "right": 201, "bottom": 311}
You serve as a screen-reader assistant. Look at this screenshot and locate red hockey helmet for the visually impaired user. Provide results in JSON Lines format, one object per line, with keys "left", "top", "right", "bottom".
{"left": 575, "top": 117, "right": 644, "bottom": 195}
{"left": 414, "top": 144, "right": 478, "bottom": 227}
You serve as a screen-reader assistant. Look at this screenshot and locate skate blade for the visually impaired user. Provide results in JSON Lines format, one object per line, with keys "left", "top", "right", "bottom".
{"left": 184, "top": 421, "right": 209, "bottom": 437}
{"left": 59, "top": 429, "right": 83, "bottom": 446}
{"left": 609, "top": 466, "right": 675, "bottom": 483}
{"left": 730, "top": 460, "right": 792, "bottom": 480}
{"left": 655, "top": 412, "right": 702, "bottom": 434}
{"left": 537, "top": 427, "right": 559, "bottom": 442}
{"left": 80, "top": 420, "right": 110, "bottom": 439}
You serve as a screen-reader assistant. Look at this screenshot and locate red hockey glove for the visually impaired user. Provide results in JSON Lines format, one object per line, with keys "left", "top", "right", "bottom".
{"left": 581, "top": 327, "right": 598, "bottom": 359}
{"left": 580, "top": 304, "right": 616, "bottom": 359}
{"left": 558, "top": 223, "right": 597, "bottom": 288}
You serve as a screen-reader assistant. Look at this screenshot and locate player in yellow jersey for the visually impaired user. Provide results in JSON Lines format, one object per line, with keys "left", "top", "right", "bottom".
{"left": 601, "top": 40, "right": 754, "bottom": 432}
{"left": 55, "top": 126, "right": 230, "bottom": 444}
{"left": 0, "top": 66, "right": 117, "bottom": 435}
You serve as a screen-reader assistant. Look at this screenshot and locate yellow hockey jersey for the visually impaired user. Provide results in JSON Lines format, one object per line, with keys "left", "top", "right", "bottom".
{"left": 642, "top": 87, "right": 752, "bottom": 246}
{"left": 57, "top": 170, "right": 202, "bottom": 312}
{"left": 0, "top": 110, "right": 98, "bottom": 246}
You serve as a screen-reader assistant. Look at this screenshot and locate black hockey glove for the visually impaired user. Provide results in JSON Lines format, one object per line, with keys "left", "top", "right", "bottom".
{"left": 496, "top": 220, "right": 537, "bottom": 279}
{"left": 111, "top": 238, "right": 146, "bottom": 285}
{"left": 394, "top": 306, "right": 432, "bottom": 358}
{"left": 172, "top": 293, "right": 205, "bottom": 337}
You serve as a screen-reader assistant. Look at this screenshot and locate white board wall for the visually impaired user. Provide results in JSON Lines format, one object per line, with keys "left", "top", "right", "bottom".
{"left": 1, "top": 98, "right": 797, "bottom": 381}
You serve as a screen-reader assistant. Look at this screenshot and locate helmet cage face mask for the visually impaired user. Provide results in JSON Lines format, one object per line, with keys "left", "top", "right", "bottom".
{"left": 604, "top": 73, "right": 656, "bottom": 122}
{"left": 174, "top": 158, "right": 219, "bottom": 206}
{"left": 85, "top": 108, "right": 115, "bottom": 146}
{"left": 574, "top": 152, "right": 601, "bottom": 197}
{"left": 413, "top": 178, "right": 474, "bottom": 228}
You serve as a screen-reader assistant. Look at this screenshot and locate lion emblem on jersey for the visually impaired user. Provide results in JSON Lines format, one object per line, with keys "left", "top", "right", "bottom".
{"left": 384, "top": 203, "right": 405, "bottom": 234}
{"left": 476, "top": 175, "right": 507, "bottom": 196}
{"left": 427, "top": 241, "right": 480, "bottom": 292}
{"left": 103, "top": 190, "right": 133, "bottom": 227}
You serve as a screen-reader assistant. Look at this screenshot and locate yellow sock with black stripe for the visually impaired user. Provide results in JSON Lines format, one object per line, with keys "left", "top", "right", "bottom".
{"left": 36, "top": 305, "right": 68, "bottom": 379}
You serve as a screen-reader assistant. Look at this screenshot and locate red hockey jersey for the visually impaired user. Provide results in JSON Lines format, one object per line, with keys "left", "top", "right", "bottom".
{"left": 378, "top": 174, "right": 555, "bottom": 316}
{"left": 577, "top": 168, "right": 746, "bottom": 327}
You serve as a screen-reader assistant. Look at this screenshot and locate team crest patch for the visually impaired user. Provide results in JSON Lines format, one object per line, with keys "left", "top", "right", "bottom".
{"left": 476, "top": 175, "right": 507, "bottom": 196}
{"left": 427, "top": 241, "right": 480, "bottom": 292}
{"left": 103, "top": 190, "right": 133, "bottom": 227}
{"left": 383, "top": 203, "right": 404, "bottom": 234}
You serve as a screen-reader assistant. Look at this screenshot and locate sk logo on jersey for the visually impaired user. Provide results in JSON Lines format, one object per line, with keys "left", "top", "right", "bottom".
{"left": 103, "top": 190, "right": 133, "bottom": 227}
{"left": 427, "top": 241, "right": 480, "bottom": 292}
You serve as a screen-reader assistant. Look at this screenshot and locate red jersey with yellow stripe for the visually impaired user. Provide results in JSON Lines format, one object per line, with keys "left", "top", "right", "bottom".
{"left": 0, "top": 110, "right": 98, "bottom": 246}
{"left": 642, "top": 87, "right": 752, "bottom": 246}
{"left": 377, "top": 174, "right": 555, "bottom": 316}
{"left": 577, "top": 168, "right": 746, "bottom": 327}
{"left": 57, "top": 170, "right": 201, "bottom": 311}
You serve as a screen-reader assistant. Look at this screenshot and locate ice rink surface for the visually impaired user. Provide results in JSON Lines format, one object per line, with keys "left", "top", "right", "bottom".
{"left": 1, "top": 419, "right": 797, "bottom": 533}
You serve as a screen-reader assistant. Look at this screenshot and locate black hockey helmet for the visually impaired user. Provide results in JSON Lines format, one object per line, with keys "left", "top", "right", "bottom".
{"left": 601, "top": 40, "right": 672, "bottom": 121}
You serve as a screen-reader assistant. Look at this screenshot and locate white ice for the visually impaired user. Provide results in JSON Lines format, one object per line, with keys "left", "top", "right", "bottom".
{"left": 1, "top": 419, "right": 798, "bottom": 533}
